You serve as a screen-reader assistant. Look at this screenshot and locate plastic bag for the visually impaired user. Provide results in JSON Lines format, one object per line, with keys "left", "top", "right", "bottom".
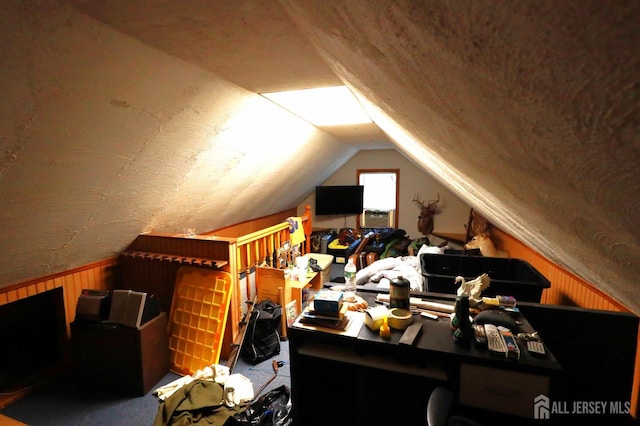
{"left": 224, "top": 385, "right": 292, "bottom": 426}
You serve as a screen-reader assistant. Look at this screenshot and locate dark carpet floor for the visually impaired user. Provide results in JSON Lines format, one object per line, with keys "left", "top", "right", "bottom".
{"left": 0, "top": 340, "right": 290, "bottom": 426}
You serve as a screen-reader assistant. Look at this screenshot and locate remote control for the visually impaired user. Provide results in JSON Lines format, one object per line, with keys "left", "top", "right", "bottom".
{"left": 473, "top": 323, "right": 487, "bottom": 347}
{"left": 527, "top": 340, "right": 546, "bottom": 356}
{"left": 484, "top": 324, "right": 507, "bottom": 356}
{"left": 500, "top": 329, "right": 520, "bottom": 359}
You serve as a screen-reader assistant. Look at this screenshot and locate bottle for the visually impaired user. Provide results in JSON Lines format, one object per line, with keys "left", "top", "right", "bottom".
{"left": 344, "top": 258, "right": 357, "bottom": 291}
{"left": 390, "top": 275, "right": 410, "bottom": 310}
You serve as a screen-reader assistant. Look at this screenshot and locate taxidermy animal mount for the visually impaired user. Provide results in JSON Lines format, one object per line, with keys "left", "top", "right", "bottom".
{"left": 465, "top": 234, "right": 509, "bottom": 258}
{"left": 466, "top": 209, "right": 491, "bottom": 238}
{"left": 413, "top": 193, "right": 439, "bottom": 236}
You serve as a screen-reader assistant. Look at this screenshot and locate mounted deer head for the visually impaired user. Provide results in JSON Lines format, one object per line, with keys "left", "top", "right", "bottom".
{"left": 413, "top": 193, "right": 439, "bottom": 236}
{"left": 465, "top": 209, "right": 492, "bottom": 239}
{"left": 465, "top": 234, "right": 509, "bottom": 258}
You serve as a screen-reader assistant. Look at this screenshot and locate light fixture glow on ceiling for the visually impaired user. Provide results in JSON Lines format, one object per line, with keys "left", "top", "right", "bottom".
{"left": 261, "top": 86, "right": 372, "bottom": 127}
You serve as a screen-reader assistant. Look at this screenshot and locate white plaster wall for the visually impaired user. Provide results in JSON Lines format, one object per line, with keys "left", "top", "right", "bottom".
{"left": 298, "top": 149, "right": 470, "bottom": 242}
{"left": 0, "top": 2, "right": 354, "bottom": 286}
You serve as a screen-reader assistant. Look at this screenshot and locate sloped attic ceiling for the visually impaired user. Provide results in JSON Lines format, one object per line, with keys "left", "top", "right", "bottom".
{"left": 278, "top": 1, "right": 640, "bottom": 313}
{"left": 1, "top": 1, "right": 639, "bottom": 314}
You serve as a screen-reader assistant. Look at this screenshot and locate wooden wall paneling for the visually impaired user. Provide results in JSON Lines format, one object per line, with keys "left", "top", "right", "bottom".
{"left": 122, "top": 233, "right": 243, "bottom": 361}
{"left": 1, "top": 289, "right": 13, "bottom": 305}
{"left": 120, "top": 234, "right": 239, "bottom": 362}
{"left": 204, "top": 208, "right": 298, "bottom": 238}
{"left": 493, "top": 228, "right": 628, "bottom": 312}
{"left": 121, "top": 234, "right": 235, "bottom": 307}
{"left": 119, "top": 254, "right": 179, "bottom": 313}
{"left": 17, "top": 287, "right": 28, "bottom": 300}
{"left": 0, "top": 258, "right": 116, "bottom": 338}
{"left": 493, "top": 227, "right": 640, "bottom": 419}
{"left": 0, "top": 211, "right": 313, "bottom": 370}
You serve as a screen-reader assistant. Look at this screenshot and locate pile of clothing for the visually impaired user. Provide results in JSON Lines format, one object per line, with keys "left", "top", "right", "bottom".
{"left": 153, "top": 365, "right": 253, "bottom": 426}
{"left": 153, "top": 365, "right": 291, "bottom": 426}
{"left": 355, "top": 244, "right": 447, "bottom": 291}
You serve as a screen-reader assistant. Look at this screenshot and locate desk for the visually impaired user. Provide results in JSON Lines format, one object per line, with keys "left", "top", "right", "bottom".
{"left": 287, "top": 291, "right": 562, "bottom": 425}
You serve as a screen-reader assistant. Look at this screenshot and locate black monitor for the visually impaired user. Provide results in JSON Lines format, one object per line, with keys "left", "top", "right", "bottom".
{"left": 315, "top": 185, "right": 364, "bottom": 216}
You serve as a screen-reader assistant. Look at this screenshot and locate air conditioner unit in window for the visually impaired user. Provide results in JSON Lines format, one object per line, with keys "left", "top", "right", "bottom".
{"left": 362, "top": 209, "right": 394, "bottom": 228}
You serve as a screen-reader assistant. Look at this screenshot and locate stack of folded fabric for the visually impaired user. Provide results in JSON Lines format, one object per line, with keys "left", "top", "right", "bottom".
{"left": 153, "top": 364, "right": 254, "bottom": 426}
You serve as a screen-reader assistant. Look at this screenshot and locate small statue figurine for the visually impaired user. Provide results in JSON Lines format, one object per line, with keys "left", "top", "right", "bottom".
{"left": 451, "top": 274, "right": 490, "bottom": 347}
{"left": 454, "top": 274, "right": 490, "bottom": 307}
{"left": 452, "top": 294, "right": 473, "bottom": 347}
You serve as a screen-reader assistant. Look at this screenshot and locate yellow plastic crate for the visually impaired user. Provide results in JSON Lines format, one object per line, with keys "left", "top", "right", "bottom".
{"left": 168, "top": 266, "right": 233, "bottom": 375}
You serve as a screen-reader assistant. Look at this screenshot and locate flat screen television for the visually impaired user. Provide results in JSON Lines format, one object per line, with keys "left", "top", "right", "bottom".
{"left": 315, "top": 185, "right": 364, "bottom": 216}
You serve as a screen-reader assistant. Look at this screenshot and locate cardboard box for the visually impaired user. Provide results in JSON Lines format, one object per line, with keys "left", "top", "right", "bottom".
{"left": 312, "top": 289, "right": 344, "bottom": 313}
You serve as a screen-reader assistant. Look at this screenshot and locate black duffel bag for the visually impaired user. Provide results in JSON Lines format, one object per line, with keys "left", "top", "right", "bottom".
{"left": 240, "top": 299, "right": 281, "bottom": 365}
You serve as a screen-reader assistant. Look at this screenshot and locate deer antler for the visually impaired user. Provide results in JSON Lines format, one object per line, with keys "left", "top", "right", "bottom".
{"left": 414, "top": 193, "right": 440, "bottom": 236}
{"left": 428, "top": 193, "right": 440, "bottom": 208}
{"left": 413, "top": 193, "right": 440, "bottom": 211}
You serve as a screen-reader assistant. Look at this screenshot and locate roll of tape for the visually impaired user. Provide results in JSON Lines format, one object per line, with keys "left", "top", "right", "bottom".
{"left": 387, "top": 308, "right": 413, "bottom": 330}
{"left": 364, "top": 305, "right": 388, "bottom": 331}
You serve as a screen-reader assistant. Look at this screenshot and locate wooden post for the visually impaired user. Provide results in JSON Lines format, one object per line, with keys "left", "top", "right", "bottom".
{"left": 278, "top": 286, "right": 288, "bottom": 340}
{"left": 302, "top": 205, "right": 312, "bottom": 254}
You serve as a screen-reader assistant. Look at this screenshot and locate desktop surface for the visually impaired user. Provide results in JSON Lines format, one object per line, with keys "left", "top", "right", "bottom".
{"left": 287, "top": 289, "right": 562, "bottom": 425}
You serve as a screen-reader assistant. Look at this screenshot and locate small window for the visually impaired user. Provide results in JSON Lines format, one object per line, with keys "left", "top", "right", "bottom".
{"left": 357, "top": 169, "right": 399, "bottom": 229}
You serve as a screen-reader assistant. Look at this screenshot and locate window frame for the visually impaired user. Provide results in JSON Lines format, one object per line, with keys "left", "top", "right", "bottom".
{"left": 356, "top": 168, "right": 400, "bottom": 229}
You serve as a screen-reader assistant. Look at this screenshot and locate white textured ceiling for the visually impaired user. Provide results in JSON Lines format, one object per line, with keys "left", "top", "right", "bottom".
{"left": 3, "top": 0, "right": 639, "bottom": 313}
{"left": 64, "top": 0, "right": 392, "bottom": 148}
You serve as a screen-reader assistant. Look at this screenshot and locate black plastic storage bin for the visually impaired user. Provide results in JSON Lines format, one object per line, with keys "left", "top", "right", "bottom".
{"left": 420, "top": 253, "right": 550, "bottom": 302}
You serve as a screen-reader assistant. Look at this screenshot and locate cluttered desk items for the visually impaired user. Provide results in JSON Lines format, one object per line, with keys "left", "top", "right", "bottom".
{"left": 288, "top": 287, "right": 562, "bottom": 424}
{"left": 293, "top": 288, "right": 366, "bottom": 336}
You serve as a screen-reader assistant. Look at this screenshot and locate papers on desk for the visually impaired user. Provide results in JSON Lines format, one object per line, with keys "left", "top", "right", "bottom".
{"left": 293, "top": 310, "right": 365, "bottom": 337}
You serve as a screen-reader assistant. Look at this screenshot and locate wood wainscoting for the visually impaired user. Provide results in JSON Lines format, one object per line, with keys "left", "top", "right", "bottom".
{"left": 0, "top": 259, "right": 116, "bottom": 408}
{"left": 0, "top": 258, "right": 118, "bottom": 338}
{"left": 0, "top": 208, "right": 309, "bottom": 407}
{"left": 492, "top": 228, "right": 629, "bottom": 312}
{"left": 0, "top": 207, "right": 304, "bottom": 343}
{"left": 493, "top": 227, "right": 640, "bottom": 419}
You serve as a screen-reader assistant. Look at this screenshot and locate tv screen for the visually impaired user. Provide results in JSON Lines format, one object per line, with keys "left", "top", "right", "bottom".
{"left": 315, "top": 185, "right": 364, "bottom": 216}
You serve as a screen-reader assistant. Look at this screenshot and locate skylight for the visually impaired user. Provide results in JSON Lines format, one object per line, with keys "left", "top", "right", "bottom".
{"left": 261, "top": 86, "right": 373, "bottom": 127}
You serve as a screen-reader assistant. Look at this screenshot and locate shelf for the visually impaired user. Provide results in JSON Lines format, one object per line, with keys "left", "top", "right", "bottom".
{"left": 122, "top": 250, "right": 227, "bottom": 269}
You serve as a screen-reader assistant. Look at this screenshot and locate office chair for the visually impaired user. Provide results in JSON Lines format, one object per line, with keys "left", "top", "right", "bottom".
{"left": 425, "top": 387, "right": 484, "bottom": 426}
